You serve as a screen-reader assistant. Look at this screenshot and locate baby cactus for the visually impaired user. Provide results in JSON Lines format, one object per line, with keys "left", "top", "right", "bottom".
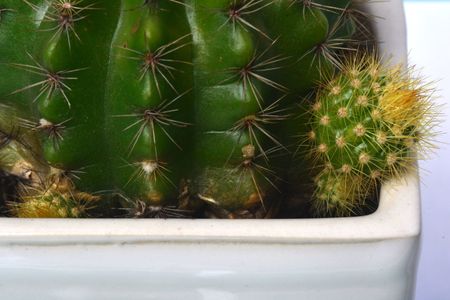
{"left": 0, "top": 0, "right": 372, "bottom": 218}
{"left": 312, "top": 167, "right": 370, "bottom": 217}
{"left": 304, "top": 55, "right": 436, "bottom": 217}
{"left": 11, "top": 185, "right": 101, "bottom": 218}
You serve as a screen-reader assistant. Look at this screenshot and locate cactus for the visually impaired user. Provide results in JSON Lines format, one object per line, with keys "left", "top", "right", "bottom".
{"left": 105, "top": 1, "right": 194, "bottom": 206}
{"left": 186, "top": 0, "right": 361, "bottom": 215}
{"left": 304, "top": 55, "right": 436, "bottom": 217}
{"left": 0, "top": 0, "right": 374, "bottom": 218}
{"left": 11, "top": 185, "right": 101, "bottom": 218}
{"left": 1, "top": 0, "right": 194, "bottom": 212}
{"left": 312, "top": 168, "right": 368, "bottom": 217}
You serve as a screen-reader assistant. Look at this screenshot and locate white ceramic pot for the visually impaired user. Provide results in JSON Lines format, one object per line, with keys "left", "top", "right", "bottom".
{"left": 0, "top": 1, "right": 418, "bottom": 299}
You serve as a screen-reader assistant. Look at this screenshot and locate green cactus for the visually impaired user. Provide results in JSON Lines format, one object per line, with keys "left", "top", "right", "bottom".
{"left": 1, "top": 0, "right": 194, "bottom": 211}
{"left": 186, "top": 0, "right": 360, "bottom": 214}
{"left": 0, "top": 0, "right": 368, "bottom": 218}
{"left": 105, "top": 1, "right": 194, "bottom": 206}
{"left": 304, "top": 55, "right": 436, "bottom": 217}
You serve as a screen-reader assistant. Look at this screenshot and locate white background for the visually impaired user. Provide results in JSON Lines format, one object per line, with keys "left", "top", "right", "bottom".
{"left": 405, "top": 1, "right": 450, "bottom": 299}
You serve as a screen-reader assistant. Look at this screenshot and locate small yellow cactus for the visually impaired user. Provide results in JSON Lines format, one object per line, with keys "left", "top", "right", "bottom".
{"left": 305, "top": 54, "right": 438, "bottom": 217}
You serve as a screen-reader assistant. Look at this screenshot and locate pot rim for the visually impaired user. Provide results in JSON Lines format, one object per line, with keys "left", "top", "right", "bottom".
{"left": 0, "top": 0, "right": 418, "bottom": 246}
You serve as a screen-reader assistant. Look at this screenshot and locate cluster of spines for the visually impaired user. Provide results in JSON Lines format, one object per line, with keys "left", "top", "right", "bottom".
{"left": 304, "top": 54, "right": 436, "bottom": 217}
